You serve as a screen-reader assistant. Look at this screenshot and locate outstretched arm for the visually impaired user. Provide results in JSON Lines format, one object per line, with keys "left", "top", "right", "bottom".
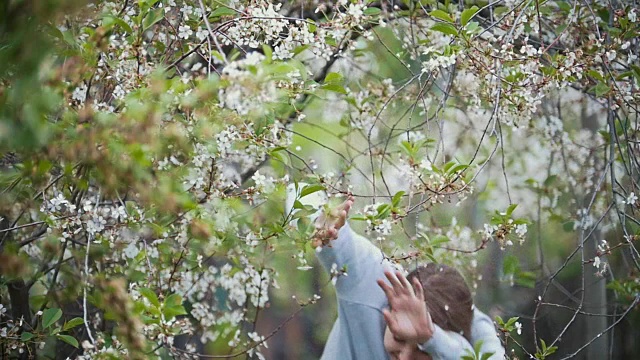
{"left": 312, "top": 196, "right": 395, "bottom": 306}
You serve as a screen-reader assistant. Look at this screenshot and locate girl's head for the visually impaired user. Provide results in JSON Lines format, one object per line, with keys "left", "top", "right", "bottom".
{"left": 383, "top": 263, "right": 474, "bottom": 360}
{"left": 407, "top": 263, "right": 474, "bottom": 342}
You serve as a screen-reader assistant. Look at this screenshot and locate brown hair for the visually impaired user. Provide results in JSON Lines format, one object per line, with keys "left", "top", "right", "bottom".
{"left": 407, "top": 263, "right": 474, "bottom": 342}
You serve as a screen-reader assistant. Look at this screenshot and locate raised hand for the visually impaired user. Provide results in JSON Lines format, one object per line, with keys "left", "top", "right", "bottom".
{"left": 377, "top": 271, "right": 435, "bottom": 344}
{"left": 312, "top": 194, "right": 354, "bottom": 248}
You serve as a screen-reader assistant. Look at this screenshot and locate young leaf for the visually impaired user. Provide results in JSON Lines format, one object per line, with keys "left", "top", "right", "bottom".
{"left": 506, "top": 203, "right": 518, "bottom": 217}
{"left": 57, "top": 334, "right": 79, "bottom": 348}
{"left": 461, "top": 6, "right": 479, "bottom": 26}
{"left": 392, "top": 191, "right": 405, "bottom": 207}
{"left": 324, "top": 72, "right": 344, "bottom": 85}
{"left": 430, "top": 235, "right": 450, "bottom": 247}
{"left": 431, "top": 23, "right": 458, "bottom": 37}
{"left": 321, "top": 83, "right": 347, "bottom": 94}
{"left": 42, "top": 308, "right": 63, "bottom": 329}
{"left": 163, "top": 305, "right": 188, "bottom": 320}
{"left": 594, "top": 81, "right": 610, "bottom": 97}
{"left": 210, "top": 7, "right": 236, "bottom": 18}
{"left": 364, "top": 7, "right": 381, "bottom": 16}
{"left": 503, "top": 255, "right": 519, "bottom": 275}
{"left": 430, "top": 9, "right": 454, "bottom": 23}
{"left": 480, "top": 352, "right": 495, "bottom": 360}
{"left": 142, "top": 8, "right": 164, "bottom": 31}
{"left": 139, "top": 287, "right": 161, "bottom": 308}
{"left": 63, "top": 317, "right": 85, "bottom": 331}
{"left": 164, "top": 293, "right": 182, "bottom": 308}
{"left": 300, "top": 184, "right": 325, "bottom": 198}
{"left": 103, "top": 15, "right": 133, "bottom": 34}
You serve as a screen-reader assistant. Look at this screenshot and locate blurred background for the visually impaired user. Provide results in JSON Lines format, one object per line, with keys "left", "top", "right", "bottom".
{"left": 2, "top": 1, "right": 640, "bottom": 359}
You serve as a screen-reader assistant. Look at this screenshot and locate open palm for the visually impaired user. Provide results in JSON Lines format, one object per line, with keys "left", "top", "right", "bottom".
{"left": 377, "top": 271, "right": 434, "bottom": 344}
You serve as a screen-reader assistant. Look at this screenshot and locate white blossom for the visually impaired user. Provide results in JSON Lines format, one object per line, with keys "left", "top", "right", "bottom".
{"left": 178, "top": 25, "right": 193, "bottom": 39}
{"left": 626, "top": 192, "right": 637, "bottom": 206}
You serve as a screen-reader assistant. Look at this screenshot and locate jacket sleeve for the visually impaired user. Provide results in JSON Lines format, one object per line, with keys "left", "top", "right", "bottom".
{"left": 316, "top": 222, "right": 395, "bottom": 307}
{"left": 419, "top": 308, "right": 504, "bottom": 360}
{"left": 419, "top": 325, "right": 474, "bottom": 359}
{"left": 469, "top": 309, "right": 505, "bottom": 359}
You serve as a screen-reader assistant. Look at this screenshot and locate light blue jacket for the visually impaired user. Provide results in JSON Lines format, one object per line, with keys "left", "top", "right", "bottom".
{"left": 316, "top": 223, "right": 505, "bottom": 360}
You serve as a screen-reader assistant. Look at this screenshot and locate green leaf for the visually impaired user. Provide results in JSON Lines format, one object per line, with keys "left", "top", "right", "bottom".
{"left": 562, "top": 221, "right": 575, "bottom": 232}
{"left": 349, "top": 215, "right": 368, "bottom": 221}
{"left": 262, "top": 44, "right": 273, "bottom": 60}
{"left": 473, "top": 339, "right": 484, "bottom": 354}
{"left": 293, "top": 200, "right": 305, "bottom": 210}
{"left": 430, "top": 235, "right": 450, "bottom": 247}
{"left": 431, "top": 23, "right": 458, "bottom": 37}
{"left": 164, "top": 294, "right": 182, "bottom": 308}
{"left": 163, "top": 305, "right": 188, "bottom": 319}
{"left": 140, "top": 288, "right": 161, "bottom": 307}
{"left": 594, "top": 81, "right": 610, "bottom": 97}
{"left": 364, "top": 7, "right": 382, "bottom": 16}
{"left": 376, "top": 203, "right": 391, "bottom": 218}
{"left": 586, "top": 70, "right": 604, "bottom": 81}
{"left": 21, "top": 332, "right": 35, "bottom": 341}
{"left": 505, "top": 316, "right": 519, "bottom": 328}
{"left": 543, "top": 175, "right": 557, "bottom": 187}
{"left": 557, "top": 1, "right": 571, "bottom": 12}
{"left": 480, "top": 352, "right": 495, "bottom": 360}
{"left": 57, "top": 334, "right": 79, "bottom": 348}
{"left": 516, "top": 271, "right": 537, "bottom": 288}
{"left": 461, "top": 6, "right": 479, "bottom": 26}
{"left": 163, "top": 293, "right": 188, "bottom": 320}
{"left": 210, "top": 7, "right": 237, "bottom": 18}
{"left": 506, "top": 203, "right": 517, "bottom": 217}
{"left": 465, "top": 21, "right": 480, "bottom": 33}
{"left": 63, "top": 317, "right": 85, "bottom": 331}
{"left": 631, "top": 65, "right": 640, "bottom": 83}
{"left": 430, "top": 9, "right": 454, "bottom": 23}
{"left": 392, "top": 191, "right": 405, "bottom": 207}
{"left": 103, "top": 15, "right": 133, "bottom": 34}
{"left": 321, "top": 84, "right": 347, "bottom": 94}
{"left": 448, "top": 164, "right": 469, "bottom": 175}
{"left": 513, "top": 218, "right": 530, "bottom": 225}
{"left": 142, "top": 8, "right": 164, "bottom": 31}
{"left": 503, "top": 255, "right": 519, "bottom": 275}
{"left": 300, "top": 184, "right": 325, "bottom": 198}
{"left": 324, "top": 72, "right": 344, "bottom": 85}
{"left": 42, "top": 308, "right": 63, "bottom": 329}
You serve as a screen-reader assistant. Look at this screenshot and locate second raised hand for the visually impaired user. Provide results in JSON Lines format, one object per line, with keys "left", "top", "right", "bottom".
{"left": 377, "top": 271, "right": 435, "bottom": 344}
{"left": 312, "top": 194, "right": 354, "bottom": 248}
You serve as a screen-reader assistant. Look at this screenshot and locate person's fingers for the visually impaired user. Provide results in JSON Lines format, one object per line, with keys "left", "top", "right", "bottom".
{"left": 334, "top": 210, "right": 347, "bottom": 230}
{"left": 412, "top": 277, "right": 425, "bottom": 301}
{"left": 342, "top": 195, "right": 354, "bottom": 213}
{"left": 396, "top": 271, "right": 414, "bottom": 296}
{"left": 337, "top": 195, "right": 353, "bottom": 209}
{"left": 385, "top": 271, "right": 405, "bottom": 293}
{"left": 382, "top": 309, "right": 397, "bottom": 331}
{"left": 314, "top": 228, "right": 326, "bottom": 240}
{"left": 311, "top": 238, "right": 322, "bottom": 248}
{"left": 314, "top": 212, "right": 327, "bottom": 228}
{"left": 377, "top": 278, "right": 396, "bottom": 299}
